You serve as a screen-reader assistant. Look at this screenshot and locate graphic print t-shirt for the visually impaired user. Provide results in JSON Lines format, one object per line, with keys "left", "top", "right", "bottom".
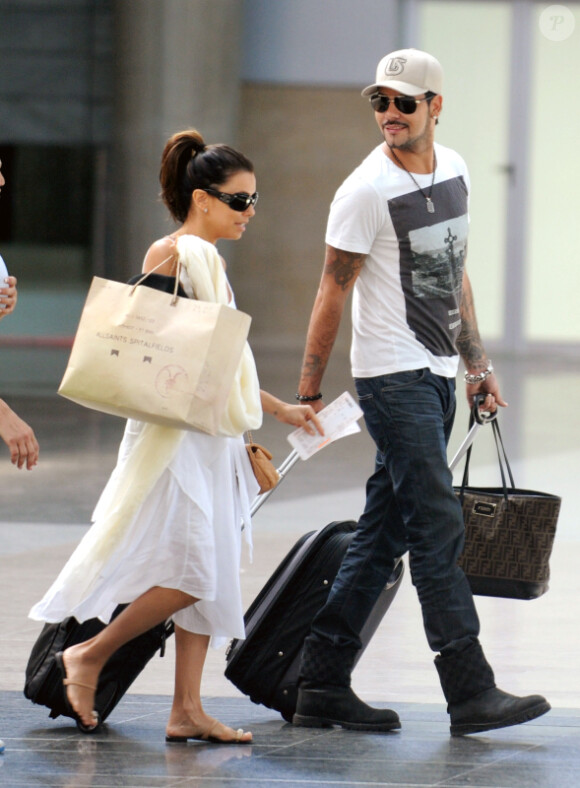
{"left": 325, "top": 143, "right": 469, "bottom": 379}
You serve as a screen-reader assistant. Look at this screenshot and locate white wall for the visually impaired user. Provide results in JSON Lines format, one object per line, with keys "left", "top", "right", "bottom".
{"left": 420, "top": 1, "right": 512, "bottom": 343}
{"left": 526, "top": 2, "right": 580, "bottom": 343}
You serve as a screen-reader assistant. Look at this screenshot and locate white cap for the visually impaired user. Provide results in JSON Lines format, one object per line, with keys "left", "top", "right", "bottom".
{"left": 361, "top": 49, "right": 443, "bottom": 97}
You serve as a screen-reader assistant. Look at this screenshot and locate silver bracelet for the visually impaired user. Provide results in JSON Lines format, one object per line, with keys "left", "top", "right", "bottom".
{"left": 464, "top": 361, "right": 493, "bottom": 385}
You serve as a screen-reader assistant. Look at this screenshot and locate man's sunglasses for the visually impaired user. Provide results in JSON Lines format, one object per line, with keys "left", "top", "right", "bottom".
{"left": 369, "top": 93, "right": 433, "bottom": 115}
{"left": 203, "top": 188, "right": 259, "bottom": 212}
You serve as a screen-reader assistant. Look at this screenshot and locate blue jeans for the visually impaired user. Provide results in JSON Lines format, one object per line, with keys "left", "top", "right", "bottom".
{"left": 308, "top": 369, "right": 480, "bottom": 660}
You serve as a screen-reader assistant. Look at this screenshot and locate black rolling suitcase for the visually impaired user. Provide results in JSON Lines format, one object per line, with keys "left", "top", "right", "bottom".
{"left": 225, "top": 508, "right": 404, "bottom": 721}
{"left": 225, "top": 408, "right": 497, "bottom": 722}
{"left": 24, "top": 605, "right": 173, "bottom": 731}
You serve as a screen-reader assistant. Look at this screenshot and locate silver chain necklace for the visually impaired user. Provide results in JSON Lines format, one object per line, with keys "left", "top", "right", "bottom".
{"left": 390, "top": 147, "right": 437, "bottom": 214}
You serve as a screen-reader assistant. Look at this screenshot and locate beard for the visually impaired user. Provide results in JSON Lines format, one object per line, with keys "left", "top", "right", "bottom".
{"left": 386, "top": 113, "right": 433, "bottom": 153}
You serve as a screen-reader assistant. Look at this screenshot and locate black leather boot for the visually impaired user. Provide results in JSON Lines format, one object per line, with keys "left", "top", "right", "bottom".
{"left": 293, "top": 685, "right": 401, "bottom": 731}
{"left": 295, "top": 637, "right": 400, "bottom": 731}
{"left": 435, "top": 640, "right": 550, "bottom": 735}
{"left": 448, "top": 687, "right": 551, "bottom": 736}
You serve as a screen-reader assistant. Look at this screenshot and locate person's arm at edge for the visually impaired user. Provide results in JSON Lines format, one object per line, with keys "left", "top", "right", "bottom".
{"left": 456, "top": 269, "right": 508, "bottom": 411}
{"left": 297, "top": 245, "right": 366, "bottom": 413}
{"left": 0, "top": 275, "right": 18, "bottom": 320}
{"left": 0, "top": 398, "right": 39, "bottom": 469}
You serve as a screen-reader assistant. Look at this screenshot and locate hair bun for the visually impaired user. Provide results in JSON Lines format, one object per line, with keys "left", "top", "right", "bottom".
{"left": 191, "top": 140, "right": 206, "bottom": 158}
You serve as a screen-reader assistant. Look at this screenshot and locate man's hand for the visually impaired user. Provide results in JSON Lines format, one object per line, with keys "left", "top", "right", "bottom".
{"left": 0, "top": 399, "right": 39, "bottom": 469}
{"left": 465, "top": 373, "right": 508, "bottom": 413}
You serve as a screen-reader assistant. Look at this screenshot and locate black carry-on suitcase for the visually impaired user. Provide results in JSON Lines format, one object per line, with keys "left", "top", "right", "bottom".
{"left": 225, "top": 402, "right": 496, "bottom": 722}
{"left": 24, "top": 605, "right": 173, "bottom": 732}
{"left": 225, "top": 450, "right": 404, "bottom": 722}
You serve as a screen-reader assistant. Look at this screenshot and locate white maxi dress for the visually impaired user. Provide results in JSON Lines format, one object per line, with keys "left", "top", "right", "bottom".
{"left": 30, "top": 236, "right": 261, "bottom": 648}
{"left": 30, "top": 421, "right": 259, "bottom": 648}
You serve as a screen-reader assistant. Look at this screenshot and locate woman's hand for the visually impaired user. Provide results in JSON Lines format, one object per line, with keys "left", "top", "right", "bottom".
{"left": 260, "top": 391, "right": 324, "bottom": 437}
{"left": 275, "top": 402, "right": 324, "bottom": 436}
{"left": 0, "top": 276, "right": 18, "bottom": 319}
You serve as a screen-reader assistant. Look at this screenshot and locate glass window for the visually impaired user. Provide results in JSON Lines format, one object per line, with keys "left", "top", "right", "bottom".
{"left": 0, "top": 143, "right": 94, "bottom": 284}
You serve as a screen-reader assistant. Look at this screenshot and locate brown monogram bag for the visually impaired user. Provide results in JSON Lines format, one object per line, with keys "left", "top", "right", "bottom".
{"left": 455, "top": 418, "right": 561, "bottom": 600}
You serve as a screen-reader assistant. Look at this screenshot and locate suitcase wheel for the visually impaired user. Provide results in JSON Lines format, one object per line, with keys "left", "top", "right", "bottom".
{"left": 76, "top": 711, "right": 102, "bottom": 734}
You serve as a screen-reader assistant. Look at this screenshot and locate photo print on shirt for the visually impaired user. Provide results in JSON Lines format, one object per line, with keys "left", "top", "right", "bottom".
{"left": 388, "top": 176, "right": 468, "bottom": 357}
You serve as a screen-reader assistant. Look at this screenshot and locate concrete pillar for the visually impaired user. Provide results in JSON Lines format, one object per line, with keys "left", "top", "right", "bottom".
{"left": 110, "top": 0, "right": 243, "bottom": 280}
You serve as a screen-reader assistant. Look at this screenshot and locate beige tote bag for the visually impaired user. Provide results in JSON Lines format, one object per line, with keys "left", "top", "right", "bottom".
{"left": 58, "top": 276, "right": 251, "bottom": 435}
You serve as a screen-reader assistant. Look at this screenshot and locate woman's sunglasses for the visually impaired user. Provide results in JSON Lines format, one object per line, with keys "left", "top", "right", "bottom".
{"left": 203, "top": 188, "right": 259, "bottom": 212}
{"left": 369, "top": 93, "right": 432, "bottom": 115}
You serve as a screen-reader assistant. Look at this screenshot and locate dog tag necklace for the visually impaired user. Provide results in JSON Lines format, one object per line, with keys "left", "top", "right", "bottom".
{"left": 390, "top": 147, "right": 437, "bottom": 213}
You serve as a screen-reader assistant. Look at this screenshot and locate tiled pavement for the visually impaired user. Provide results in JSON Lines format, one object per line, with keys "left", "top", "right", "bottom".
{"left": 0, "top": 348, "right": 578, "bottom": 786}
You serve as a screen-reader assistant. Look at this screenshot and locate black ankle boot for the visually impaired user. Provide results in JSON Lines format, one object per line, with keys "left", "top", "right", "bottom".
{"left": 293, "top": 685, "right": 400, "bottom": 732}
{"left": 449, "top": 687, "right": 551, "bottom": 736}
{"left": 434, "top": 640, "right": 496, "bottom": 708}
{"left": 435, "top": 640, "right": 550, "bottom": 735}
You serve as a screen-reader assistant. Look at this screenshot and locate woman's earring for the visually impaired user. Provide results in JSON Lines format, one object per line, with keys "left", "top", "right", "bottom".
{"left": 204, "top": 208, "right": 208, "bottom": 213}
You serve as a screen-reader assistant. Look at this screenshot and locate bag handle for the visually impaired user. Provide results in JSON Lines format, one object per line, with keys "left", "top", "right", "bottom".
{"left": 458, "top": 400, "right": 515, "bottom": 502}
{"left": 460, "top": 394, "right": 496, "bottom": 487}
{"left": 129, "top": 254, "right": 183, "bottom": 304}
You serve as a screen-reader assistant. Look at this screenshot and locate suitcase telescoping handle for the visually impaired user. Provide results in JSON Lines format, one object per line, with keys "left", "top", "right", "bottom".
{"left": 449, "top": 393, "right": 497, "bottom": 473}
{"left": 250, "top": 449, "right": 301, "bottom": 517}
{"left": 252, "top": 396, "right": 496, "bottom": 517}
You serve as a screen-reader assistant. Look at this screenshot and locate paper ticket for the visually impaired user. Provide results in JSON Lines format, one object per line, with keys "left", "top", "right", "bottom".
{"left": 287, "top": 391, "right": 364, "bottom": 460}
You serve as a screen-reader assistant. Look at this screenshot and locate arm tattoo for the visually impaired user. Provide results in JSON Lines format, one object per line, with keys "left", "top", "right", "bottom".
{"left": 298, "top": 247, "right": 364, "bottom": 392}
{"left": 300, "top": 316, "right": 343, "bottom": 389}
{"left": 325, "top": 248, "right": 365, "bottom": 291}
{"left": 456, "top": 277, "right": 487, "bottom": 370}
{"left": 302, "top": 353, "right": 325, "bottom": 380}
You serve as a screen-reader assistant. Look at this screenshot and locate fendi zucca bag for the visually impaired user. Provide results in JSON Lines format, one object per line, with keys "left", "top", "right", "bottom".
{"left": 455, "top": 417, "right": 561, "bottom": 600}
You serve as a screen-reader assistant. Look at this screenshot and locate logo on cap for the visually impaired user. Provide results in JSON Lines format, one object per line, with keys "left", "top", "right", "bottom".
{"left": 384, "top": 56, "right": 407, "bottom": 77}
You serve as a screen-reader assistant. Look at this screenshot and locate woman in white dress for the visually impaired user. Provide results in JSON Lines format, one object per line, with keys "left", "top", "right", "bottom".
{"left": 29, "top": 129, "right": 322, "bottom": 744}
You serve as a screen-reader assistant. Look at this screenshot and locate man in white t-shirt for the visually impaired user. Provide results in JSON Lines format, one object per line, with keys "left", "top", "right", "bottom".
{"left": 293, "top": 49, "right": 549, "bottom": 736}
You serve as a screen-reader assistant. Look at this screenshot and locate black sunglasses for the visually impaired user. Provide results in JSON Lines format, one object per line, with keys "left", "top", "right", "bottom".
{"left": 369, "top": 93, "right": 433, "bottom": 115}
{"left": 203, "top": 188, "right": 259, "bottom": 212}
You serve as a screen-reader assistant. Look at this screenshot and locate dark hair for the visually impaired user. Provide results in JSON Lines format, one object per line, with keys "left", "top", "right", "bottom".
{"left": 159, "top": 129, "right": 254, "bottom": 223}
{"left": 425, "top": 92, "right": 439, "bottom": 124}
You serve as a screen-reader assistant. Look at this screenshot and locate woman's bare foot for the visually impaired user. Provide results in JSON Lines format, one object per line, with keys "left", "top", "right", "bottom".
{"left": 58, "top": 648, "right": 99, "bottom": 729}
{"left": 166, "top": 713, "right": 252, "bottom": 744}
